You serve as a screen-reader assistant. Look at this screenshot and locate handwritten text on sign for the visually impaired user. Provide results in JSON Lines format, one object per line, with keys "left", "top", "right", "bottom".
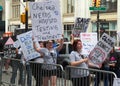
{"left": 29, "top": 0, "right": 62, "bottom": 41}
{"left": 17, "top": 31, "right": 40, "bottom": 61}
{"left": 73, "top": 17, "right": 90, "bottom": 37}
{"left": 4, "top": 44, "right": 16, "bottom": 58}
{"left": 80, "top": 33, "right": 97, "bottom": 55}
{"left": 89, "top": 33, "right": 115, "bottom": 66}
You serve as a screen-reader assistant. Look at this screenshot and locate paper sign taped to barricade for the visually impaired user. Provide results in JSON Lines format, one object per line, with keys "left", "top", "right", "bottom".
{"left": 113, "top": 78, "right": 120, "bottom": 86}
{"left": 29, "top": 0, "right": 62, "bottom": 41}
{"left": 17, "top": 31, "right": 40, "bottom": 61}
{"left": 89, "top": 33, "right": 116, "bottom": 66}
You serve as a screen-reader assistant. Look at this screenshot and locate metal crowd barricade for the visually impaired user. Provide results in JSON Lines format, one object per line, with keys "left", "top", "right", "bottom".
{"left": 29, "top": 61, "right": 65, "bottom": 86}
{"left": 0, "top": 57, "right": 65, "bottom": 86}
{"left": 0, "top": 57, "right": 25, "bottom": 86}
{"left": 65, "top": 66, "right": 117, "bottom": 86}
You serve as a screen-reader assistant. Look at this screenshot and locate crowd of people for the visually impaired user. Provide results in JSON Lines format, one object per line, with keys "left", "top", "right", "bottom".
{"left": 1, "top": 34, "right": 120, "bottom": 86}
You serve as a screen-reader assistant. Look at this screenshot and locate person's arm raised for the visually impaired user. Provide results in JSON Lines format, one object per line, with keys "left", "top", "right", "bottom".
{"left": 32, "top": 37, "right": 40, "bottom": 53}
{"left": 57, "top": 38, "right": 64, "bottom": 52}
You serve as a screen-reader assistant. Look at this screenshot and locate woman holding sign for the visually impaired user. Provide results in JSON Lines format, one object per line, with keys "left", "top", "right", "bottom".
{"left": 69, "top": 39, "right": 100, "bottom": 86}
{"left": 33, "top": 38, "right": 63, "bottom": 86}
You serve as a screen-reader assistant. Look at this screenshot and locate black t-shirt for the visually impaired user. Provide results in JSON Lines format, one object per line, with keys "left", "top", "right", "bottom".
{"left": 109, "top": 51, "right": 120, "bottom": 68}
{"left": 0, "top": 39, "right": 3, "bottom": 52}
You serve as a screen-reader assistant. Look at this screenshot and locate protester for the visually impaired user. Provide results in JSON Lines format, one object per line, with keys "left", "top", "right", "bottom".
{"left": 69, "top": 39, "right": 100, "bottom": 86}
{"left": 94, "top": 47, "right": 120, "bottom": 86}
{"left": 21, "top": 49, "right": 32, "bottom": 86}
{"left": 31, "top": 41, "right": 44, "bottom": 86}
{"left": 108, "top": 47, "right": 120, "bottom": 86}
{"left": 33, "top": 37, "right": 64, "bottom": 86}
{"left": 10, "top": 47, "right": 23, "bottom": 86}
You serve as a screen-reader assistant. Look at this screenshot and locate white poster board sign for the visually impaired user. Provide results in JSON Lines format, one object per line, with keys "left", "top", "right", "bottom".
{"left": 89, "top": 33, "right": 116, "bottom": 66}
{"left": 29, "top": 0, "right": 62, "bottom": 41}
{"left": 17, "top": 31, "right": 40, "bottom": 61}
{"left": 80, "top": 33, "right": 97, "bottom": 55}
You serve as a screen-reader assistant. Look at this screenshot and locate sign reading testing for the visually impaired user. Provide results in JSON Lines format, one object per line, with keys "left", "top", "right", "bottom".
{"left": 89, "top": 33, "right": 116, "bottom": 66}
{"left": 29, "top": 0, "right": 62, "bottom": 41}
{"left": 17, "top": 31, "right": 40, "bottom": 61}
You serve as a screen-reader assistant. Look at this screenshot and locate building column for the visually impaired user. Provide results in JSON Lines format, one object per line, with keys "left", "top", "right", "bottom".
{"left": 5, "top": 0, "right": 11, "bottom": 32}
{"left": 75, "top": 0, "right": 90, "bottom": 18}
{"left": 117, "top": 0, "right": 120, "bottom": 32}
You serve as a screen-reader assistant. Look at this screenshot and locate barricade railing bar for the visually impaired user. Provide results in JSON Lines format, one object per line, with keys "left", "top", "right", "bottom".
{"left": 0, "top": 56, "right": 118, "bottom": 86}
{"left": 65, "top": 66, "right": 117, "bottom": 86}
{"left": 0, "top": 57, "right": 65, "bottom": 86}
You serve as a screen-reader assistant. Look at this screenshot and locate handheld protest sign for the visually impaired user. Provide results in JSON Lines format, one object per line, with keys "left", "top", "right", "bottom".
{"left": 80, "top": 32, "right": 97, "bottom": 56}
{"left": 17, "top": 31, "right": 40, "bottom": 61}
{"left": 89, "top": 33, "right": 116, "bottom": 66}
{"left": 3, "top": 37, "right": 16, "bottom": 58}
{"left": 73, "top": 17, "right": 90, "bottom": 37}
{"left": 29, "top": 0, "right": 62, "bottom": 41}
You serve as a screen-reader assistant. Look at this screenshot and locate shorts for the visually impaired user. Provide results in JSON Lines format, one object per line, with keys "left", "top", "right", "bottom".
{"left": 42, "top": 69, "right": 57, "bottom": 77}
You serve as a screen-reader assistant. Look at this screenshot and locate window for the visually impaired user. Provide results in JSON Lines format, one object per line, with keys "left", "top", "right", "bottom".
{"left": 66, "top": 0, "right": 74, "bottom": 13}
{"left": 92, "top": 21, "right": 117, "bottom": 46}
{"left": 12, "top": 0, "right": 20, "bottom": 18}
{"left": 101, "top": 0, "right": 117, "bottom": 12}
{"left": 64, "top": 24, "right": 74, "bottom": 41}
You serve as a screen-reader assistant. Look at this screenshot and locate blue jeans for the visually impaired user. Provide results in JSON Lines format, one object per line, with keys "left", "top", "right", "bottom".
{"left": 10, "top": 60, "right": 23, "bottom": 85}
{"left": 26, "top": 63, "right": 32, "bottom": 86}
{"left": 115, "top": 68, "right": 120, "bottom": 78}
{"left": 104, "top": 66, "right": 109, "bottom": 86}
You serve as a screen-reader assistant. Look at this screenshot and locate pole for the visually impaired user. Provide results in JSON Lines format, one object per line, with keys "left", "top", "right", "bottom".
{"left": 97, "top": 11, "right": 99, "bottom": 40}
{"left": 25, "top": 1, "right": 28, "bottom": 32}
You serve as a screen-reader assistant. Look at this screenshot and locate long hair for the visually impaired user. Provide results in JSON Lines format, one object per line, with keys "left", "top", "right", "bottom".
{"left": 72, "top": 39, "right": 81, "bottom": 51}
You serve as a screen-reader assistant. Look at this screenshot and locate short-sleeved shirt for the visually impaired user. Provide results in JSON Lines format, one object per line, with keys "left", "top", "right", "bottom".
{"left": 39, "top": 48, "right": 58, "bottom": 70}
{"left": 69, "top": 51, "right": 89, "bottom": 78}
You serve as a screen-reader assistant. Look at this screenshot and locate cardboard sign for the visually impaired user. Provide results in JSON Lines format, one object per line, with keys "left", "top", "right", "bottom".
{"left": 89, "top": 33, "right": 116, "bottom": 66}
{"left": 3, "top": 37, "right": 16, "bottom": 58}
{"left": 80, "top": 33, "right": 97, "bottom": 55}
{"left": 29, "top": 0, "right": 62, "bottom": 41}
{"left": 17, "top": 31, "right": 40, "bottom": 61}
{"left": 73, "top": 17, "right": 90, "bottom": 37}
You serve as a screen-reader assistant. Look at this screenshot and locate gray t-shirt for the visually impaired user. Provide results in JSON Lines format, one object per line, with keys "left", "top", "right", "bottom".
{"left": 39, "top": 48, "right": 58, "bottom": 70}
{"left": 69, "top": 51, "right": 89, "bottom": 78}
